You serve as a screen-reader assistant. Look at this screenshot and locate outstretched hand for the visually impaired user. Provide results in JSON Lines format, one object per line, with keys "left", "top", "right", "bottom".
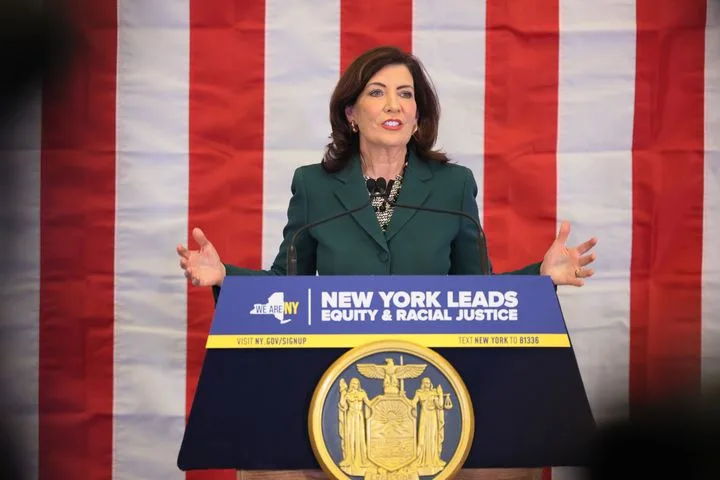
{"left": 540, "top": 221, "right": 597, "bottom": 287}
{"left": 177, "top": 227, "right": 226, "bottom": 287}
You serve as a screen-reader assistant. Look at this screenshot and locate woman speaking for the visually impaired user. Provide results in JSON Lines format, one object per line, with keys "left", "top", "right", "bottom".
{"left": 177, "top": 46, "right": 597, "bottom": 291}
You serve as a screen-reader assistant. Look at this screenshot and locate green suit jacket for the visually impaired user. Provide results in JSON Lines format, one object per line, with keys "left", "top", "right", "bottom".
{"left": 219, "top": 150, "right": 542, "bottom": 291}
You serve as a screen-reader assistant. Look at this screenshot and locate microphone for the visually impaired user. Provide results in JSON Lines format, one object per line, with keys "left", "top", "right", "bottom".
{"left": 369, "top": 180, "right": 491, "bottom": 275}
{"left": 285, "top": 179, "right": 384, "bottom": 275}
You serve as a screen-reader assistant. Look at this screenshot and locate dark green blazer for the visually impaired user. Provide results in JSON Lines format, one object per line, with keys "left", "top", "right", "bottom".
{"left": 219, "top": 150, "right": 542, "bottom": 286}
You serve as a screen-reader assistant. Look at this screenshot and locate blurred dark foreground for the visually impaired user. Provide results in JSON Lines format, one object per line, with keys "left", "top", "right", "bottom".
{"left": 0, "top": 3, "right": 78, "bottom": 479}
{"left": 0, "top": 0, "right": 77, "bottom": 125}
{"left": 584, "top": 387, "right": 720, "bottom": 480}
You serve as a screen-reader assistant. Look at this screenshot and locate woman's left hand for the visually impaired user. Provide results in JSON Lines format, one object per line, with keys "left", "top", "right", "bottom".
{"left": 540, "top": 221, "right": 597, "bottom": 286}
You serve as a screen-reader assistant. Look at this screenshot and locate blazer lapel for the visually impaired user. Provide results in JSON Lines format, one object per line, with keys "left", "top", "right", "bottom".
{"left": 385, "top": 151, "right": 432, "bottom": 242}
{"left": 333, "top": 156, "right": 389, "bottom": 252}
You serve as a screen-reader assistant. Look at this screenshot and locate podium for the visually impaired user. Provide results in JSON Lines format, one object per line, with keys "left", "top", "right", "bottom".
{"left": 177, "top": 275, "right": 596, "bottom": 479}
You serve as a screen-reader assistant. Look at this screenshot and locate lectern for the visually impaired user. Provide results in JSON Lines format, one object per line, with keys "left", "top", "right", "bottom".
{"left": 177, "top": 275, "right": 595, "bottom": 479}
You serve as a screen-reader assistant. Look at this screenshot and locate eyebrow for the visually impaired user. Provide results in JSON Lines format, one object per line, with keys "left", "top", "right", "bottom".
{"left": 366, "top": 82, "right": 414, "bottom": 90}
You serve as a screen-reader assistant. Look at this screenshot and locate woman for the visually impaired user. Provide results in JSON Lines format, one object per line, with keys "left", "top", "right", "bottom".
{"left": 177, "top": 46, "right": 597, "bottom": 289}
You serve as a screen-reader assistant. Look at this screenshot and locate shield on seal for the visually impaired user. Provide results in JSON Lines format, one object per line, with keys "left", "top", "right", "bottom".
{"left": 366, "top": 394, "right": 417, "bottom": 471}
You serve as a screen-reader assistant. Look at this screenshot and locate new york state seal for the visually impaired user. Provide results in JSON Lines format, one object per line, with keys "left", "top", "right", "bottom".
{"left": 309, "top": 340, "right": 474, "bottom": 480}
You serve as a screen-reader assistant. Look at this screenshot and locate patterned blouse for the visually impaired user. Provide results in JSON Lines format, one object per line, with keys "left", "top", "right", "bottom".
{"left": 363, "top": 168, "right": 406, "bottom": 232}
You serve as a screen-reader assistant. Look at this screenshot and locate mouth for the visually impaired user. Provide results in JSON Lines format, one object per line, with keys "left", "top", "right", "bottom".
{"left": 381, "top": 119, "right": 403, "bottom": 131}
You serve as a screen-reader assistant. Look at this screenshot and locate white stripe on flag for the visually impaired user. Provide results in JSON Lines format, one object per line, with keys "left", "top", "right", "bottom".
{"left": 114, "top": 1, "right": 190, "bottom": 478}
{"left": 263, "top": 0, "right": 341, "bottom": 268}
{"left": 702, "top": 0, "right": 720, "bottom": 393}
{"left": 556, "top": 0, "right": 636, "bottom": 424}
{"left": 0, "top": 92, "right": 41, "bottom": 480}
{"left": 412, "top": 0, "right": 487, "bottom": 215}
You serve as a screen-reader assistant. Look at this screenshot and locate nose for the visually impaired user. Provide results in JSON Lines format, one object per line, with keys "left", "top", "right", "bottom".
{"left": 384, "top": 92, "right": 401, "bottom": 112}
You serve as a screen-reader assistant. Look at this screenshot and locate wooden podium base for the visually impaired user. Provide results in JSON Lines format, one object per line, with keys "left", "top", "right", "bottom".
{"left": 236, "top": 468, "right": 545, "bottom": 479}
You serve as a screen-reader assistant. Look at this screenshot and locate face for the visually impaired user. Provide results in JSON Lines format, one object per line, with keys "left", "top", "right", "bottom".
{"left": 346, "top": 64, "right": 418, "bottom": 149}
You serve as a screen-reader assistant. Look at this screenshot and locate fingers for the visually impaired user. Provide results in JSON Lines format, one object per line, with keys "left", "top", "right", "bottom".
{"left": 574, "top": 266, "right": 595, "bottom": 280}
{"left": 555, "top": 221, "right": 571, "bottom": 245}
{"left": 578, "top": 252, "right": 597, "bottom": 267}
{"left": 192, "top": 227, "right": 209, "bottom": 248}
{"left": 178, "top": 247, "right": 194, "bottom": 283}
{"left": 578, "top": 267, "right": 595, "bottom": 278}
{"left": 184, "top": 267, "right": 200, "bottom": 286}
{"left": 179, "top": 230, "right": 210, "bottom": 287}
{"left": 178, "top": 227, "right": 208, "bottom": 259}
{"left": 575, "top": 237, "right": 598, "bottom": 255}
{"left": 564, "top": 268, "right": 594, "bottom": 287}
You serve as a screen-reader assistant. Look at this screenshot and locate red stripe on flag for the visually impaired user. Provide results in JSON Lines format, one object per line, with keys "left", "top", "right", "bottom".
{"left": 187, "top": 1, "right": 266, "bottom": 478}
{"left": 630, "top": 0, "right": 706, "bottom": 404}
{"left": 484, "top": 3, "right": 559, "bottom": 477}
{"left": 483, "top": 0, "right": 559, "bottom": 273}
{"left": 340, "top": 0, "right": 413, "bottom": 72}
{"left": 39, "top": 1, "right": 117, "bottom": 479}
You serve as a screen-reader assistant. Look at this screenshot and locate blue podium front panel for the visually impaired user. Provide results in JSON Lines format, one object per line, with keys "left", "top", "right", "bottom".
{"left": 178, "top": 275, "right": 595, "bottom": 471}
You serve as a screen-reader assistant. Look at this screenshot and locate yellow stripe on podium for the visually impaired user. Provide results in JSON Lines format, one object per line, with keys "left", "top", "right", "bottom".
{"left": 206, "top": 333, "right": 570, "bottom": 349}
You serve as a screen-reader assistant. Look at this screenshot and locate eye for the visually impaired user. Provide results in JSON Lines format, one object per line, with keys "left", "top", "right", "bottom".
{"left": 369, "top": 89, "right": 383, "bottom": 97}
{"left": 399, "top": 91, "right": 414, "bottom": 98}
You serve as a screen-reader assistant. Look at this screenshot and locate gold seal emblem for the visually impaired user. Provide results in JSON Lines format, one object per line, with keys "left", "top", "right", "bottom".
{"left": 309, "top": 340, "right": 474, "bottom": 480}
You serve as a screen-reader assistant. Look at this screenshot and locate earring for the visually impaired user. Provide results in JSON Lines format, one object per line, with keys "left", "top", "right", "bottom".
{"left": 412, "top": 124, "right": 418, "bottom": 135}
{"left": 350, "top": 120, "right": 358, "bottom": 132}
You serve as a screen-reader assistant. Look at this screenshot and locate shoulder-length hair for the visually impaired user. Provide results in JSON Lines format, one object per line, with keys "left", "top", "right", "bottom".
{"left": 321, "top": 46, "right": 450, "bottom": 173}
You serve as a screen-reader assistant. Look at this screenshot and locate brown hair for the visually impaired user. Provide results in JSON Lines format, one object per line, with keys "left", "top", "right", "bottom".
{"left": 321, "top": 46, "right": 450, "bottom": 173}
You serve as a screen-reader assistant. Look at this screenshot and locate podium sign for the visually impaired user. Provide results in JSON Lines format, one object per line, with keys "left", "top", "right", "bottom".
{"left": 208, "top": 275, "right": 569, "bottom": 349}
{"left": 178, "top": 275, "right": 595, "bottom": 474}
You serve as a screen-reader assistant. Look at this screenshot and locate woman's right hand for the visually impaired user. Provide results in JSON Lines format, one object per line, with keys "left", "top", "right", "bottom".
{"left": 177, "top": 227, "right": 226, "bottom": 287}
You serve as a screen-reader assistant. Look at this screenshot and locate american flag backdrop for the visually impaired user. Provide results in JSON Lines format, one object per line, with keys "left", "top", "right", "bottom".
{"left": 0, "top": 0, "right": 719, "bottom": 479}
